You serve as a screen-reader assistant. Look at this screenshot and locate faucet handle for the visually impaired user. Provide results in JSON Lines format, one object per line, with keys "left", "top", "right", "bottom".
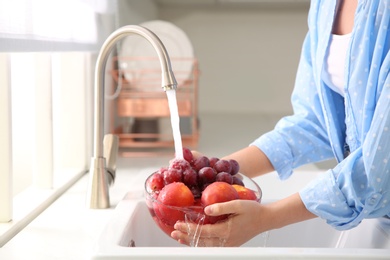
{"left": 103, "top": 134, "right": 119, "bottom": 186}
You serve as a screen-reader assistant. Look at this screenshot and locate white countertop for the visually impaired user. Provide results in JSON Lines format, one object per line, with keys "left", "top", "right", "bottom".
{"left": 0, "top": 157, "right": 166, "bottom": 260}
{"left": 0, "top": 173, "right": 115, "bottom": 260}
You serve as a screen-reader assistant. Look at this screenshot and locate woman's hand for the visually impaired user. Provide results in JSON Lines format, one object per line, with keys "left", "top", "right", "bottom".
{"left": 190, "top": 150, "right": 204, "bottom": 159}
{"left": 171, "top": 193, "right": 317, "bottom": 247}
{"left": 171, "top": 199, "right": 265, "bottom": 247}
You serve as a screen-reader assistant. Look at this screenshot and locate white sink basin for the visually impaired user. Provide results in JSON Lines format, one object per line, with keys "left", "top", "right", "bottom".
{"left": 91, "top": 170, "right": 390, "bottom": 259}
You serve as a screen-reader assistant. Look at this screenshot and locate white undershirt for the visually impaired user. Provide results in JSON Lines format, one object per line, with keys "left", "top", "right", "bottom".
{"left": 322, "top": 33, "right": 352, "bottom": 96}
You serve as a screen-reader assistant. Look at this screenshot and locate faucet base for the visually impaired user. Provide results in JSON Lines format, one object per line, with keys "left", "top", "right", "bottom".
{"left": 87, "top": 157, "right": 110, "bottom": 209}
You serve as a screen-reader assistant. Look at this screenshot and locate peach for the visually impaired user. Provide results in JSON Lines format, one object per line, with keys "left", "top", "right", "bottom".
{"left": 200, "top": 182, "right": 239, "bottom": 224}
{"left": 232, "top": 184, "right": 258, "bottom": 201}
{"left": 153, "top": 182, "right": 195, "bottom": 226}
{"left": 201, "top": 182, "right": 239, "bottom": 206}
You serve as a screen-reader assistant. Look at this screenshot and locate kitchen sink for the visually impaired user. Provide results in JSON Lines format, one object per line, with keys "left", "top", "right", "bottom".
{"left": 91, "top": 170, "right": 390, "bottom": 259}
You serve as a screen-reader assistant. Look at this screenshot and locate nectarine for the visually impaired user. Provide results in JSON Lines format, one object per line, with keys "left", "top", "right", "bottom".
{"left": 232, "top": 184, "right": 258, "bottom": 201}
{"left": 200, "top": 182, "right": 239, "bottom": 224}
{"left": 154, "top": 182, "right": 195, "bottom": 225}
{"left": 201, "top": 182, "right": 239, "bottom": 206}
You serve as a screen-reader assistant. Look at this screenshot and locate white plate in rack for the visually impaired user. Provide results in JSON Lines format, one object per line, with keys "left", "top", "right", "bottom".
{"left": 119, "top": 20, "right": 194, "bottom": 90}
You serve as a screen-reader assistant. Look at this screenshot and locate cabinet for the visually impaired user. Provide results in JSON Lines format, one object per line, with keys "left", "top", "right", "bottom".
{"left": 110, "top": 56, "right": 199, "bottom": 156}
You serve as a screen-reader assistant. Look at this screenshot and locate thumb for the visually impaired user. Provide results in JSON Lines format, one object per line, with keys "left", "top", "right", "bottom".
{"left": 204, "top": 200, "right": 242, "bottom": 216}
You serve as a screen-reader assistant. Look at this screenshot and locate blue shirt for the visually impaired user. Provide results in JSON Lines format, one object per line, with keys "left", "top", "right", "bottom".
{"left": 251, "top": 0, "right": 390, "bottom": 230}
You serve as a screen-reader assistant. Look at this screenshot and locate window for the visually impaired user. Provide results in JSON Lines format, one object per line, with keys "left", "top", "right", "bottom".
{"left": 0, "top": 52, "right": 95, "bottom": 246}
{"left": 0, "top": 0, "right": 117, "bottom": 247}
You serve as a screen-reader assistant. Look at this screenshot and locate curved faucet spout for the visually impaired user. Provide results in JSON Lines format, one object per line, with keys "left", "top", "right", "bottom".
{"left": 87, "top": 25, "right": 178, "bottom": 209}
{"left": 94, "top": 25, "right": 177, "bottom": 159}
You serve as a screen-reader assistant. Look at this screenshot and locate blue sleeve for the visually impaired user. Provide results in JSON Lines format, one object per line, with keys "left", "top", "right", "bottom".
{"left": 299, "top": 1, "right": 390, "bottom": 230}
{"left": 250, "top": 32, "right": 334, "bottom": 180}
{"left": 300, "top": 75, "right": 390, "bottom": 230}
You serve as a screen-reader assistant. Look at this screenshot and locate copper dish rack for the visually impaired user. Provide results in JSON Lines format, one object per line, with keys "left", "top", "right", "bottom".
{"left": 109, "top": 56, "right": 199, "bottom": 157}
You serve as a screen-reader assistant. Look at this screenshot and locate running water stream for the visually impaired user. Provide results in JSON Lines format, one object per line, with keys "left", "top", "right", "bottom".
{"left": 166, "top": 89, "right": 271, "bottom": 247}
{"left": 166, "top": 89, "right": 183, "bottom": 159}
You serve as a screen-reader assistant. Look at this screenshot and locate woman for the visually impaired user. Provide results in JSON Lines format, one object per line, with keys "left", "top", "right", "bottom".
{"left": 171, "top": 0, "right": 390, "bottom": 247}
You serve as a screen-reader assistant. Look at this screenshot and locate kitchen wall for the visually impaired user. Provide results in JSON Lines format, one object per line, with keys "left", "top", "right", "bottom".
{"left": 117, "top": 0, "right": 310, "bottom": 116}
{"left": 118, "top": 0, "right": 159, "bottom": 25}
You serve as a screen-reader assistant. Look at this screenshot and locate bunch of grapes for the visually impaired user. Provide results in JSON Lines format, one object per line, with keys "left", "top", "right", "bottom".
{"left": 147, "top": 147, "right": 244, "bottom": 198}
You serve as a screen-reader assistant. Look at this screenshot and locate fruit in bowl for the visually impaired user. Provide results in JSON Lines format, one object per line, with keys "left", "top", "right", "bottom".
{"left": 144, "top": 148, "right": 262, "bottom": 238}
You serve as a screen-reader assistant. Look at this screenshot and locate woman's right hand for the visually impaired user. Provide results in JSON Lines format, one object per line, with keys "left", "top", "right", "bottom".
{"left": 171, "top": 193, "right": 317, "bottom": 247}
{"left": 171, "top": 199, "right": 265, "bottom": 247}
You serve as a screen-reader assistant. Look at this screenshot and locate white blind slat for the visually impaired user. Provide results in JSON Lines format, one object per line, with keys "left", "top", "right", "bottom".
{"left": 0, "top": 0, "right": 117, "bottom": 52}
{"left": 33, "top": 53, "right": 53, "bottom": 189}
{"left": 52, "top": 53, "right": 89, "bottom": 173}
{"left": 0, "top": 53, "right": 12, "bottom": 222}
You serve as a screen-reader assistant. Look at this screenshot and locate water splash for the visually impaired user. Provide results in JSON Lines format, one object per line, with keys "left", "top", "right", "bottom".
{"left": 166, "top": 89, "right": 183, "bottom": 159}
{"left": 184, "top": 212, "right": 205, "bottom": 247}
{"left": 260, "top": 231, "right": 270, "bottom": 247}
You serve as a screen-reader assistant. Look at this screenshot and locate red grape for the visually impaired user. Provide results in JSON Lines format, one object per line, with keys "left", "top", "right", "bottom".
{"left": 209, "top": 157, "right": 219, "bottom": 168}
{"left": 215, "top": 172, "right": 233, "bottom": 184}
{"left": 183, "top": 167, "right": 198, "bottom": 187}
{"left": 182, "top": 147, "right": 194, "bottom": 163}
{"left": 192, "top": 156, "right": 210, "bottom": 172}
{"left": 198, "top": 166, "right": 216, "bottom": 184}
{"left": 157, "top": 167, "right": 168, "bottom": 175}
{"left": 169, "top": 158, "right": 191, "bottom": 172}
{"left": 146, "top": 172, "right": 165, "bottom": 192}
{"left": 213, "top": 159, "right": 232, "bottom": 174}
{"left": 229, "top": 159, "right": 240, "bottom": 175}
{"left": 232, "top": 175, "right": 245, "bottom": 186}
{"left": 163, "top": 168, "right": 182, "bottom": 184}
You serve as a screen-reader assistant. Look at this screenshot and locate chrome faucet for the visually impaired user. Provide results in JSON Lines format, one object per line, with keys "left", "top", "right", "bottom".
{"left": 86, "top": 25, "right": 178, "bottom": 209}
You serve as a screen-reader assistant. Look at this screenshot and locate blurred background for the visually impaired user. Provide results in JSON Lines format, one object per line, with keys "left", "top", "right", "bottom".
{"left": 118, "top": 0, "right": 309, "bottom": 116}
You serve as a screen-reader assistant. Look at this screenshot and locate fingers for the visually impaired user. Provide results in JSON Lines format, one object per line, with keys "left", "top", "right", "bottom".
{"left": 196, "top": 237, "right": 228, "bottom": 247}
{"left": 205, "top": 199, "right": 248, "bottom": 216}
{"left": 172, "top": 218, "right": 232, "bottom": 247}
{"left": 171, "top": 229, "right": 191, "bottom": 246}
{"left": 171, "top": 229, "right": 228, "bottom": 247}
{"left": 191, "top": 150, "right": 203, "bottom": 159}
{"left": 171, "top": 200, "right": 260, "bottom": 247}
{"left": 174, "top": 219, "right": 231, "bottom": 237}
{"left": 167, "top": 147, "right": 266, "bottom": 247}
{"left": 172, "top": 221, "right": 206, "bottom": 247}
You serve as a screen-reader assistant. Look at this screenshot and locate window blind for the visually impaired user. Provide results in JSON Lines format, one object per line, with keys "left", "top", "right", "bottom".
{"left": 0, "top": 0, "right": 117, "bottom": 52}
